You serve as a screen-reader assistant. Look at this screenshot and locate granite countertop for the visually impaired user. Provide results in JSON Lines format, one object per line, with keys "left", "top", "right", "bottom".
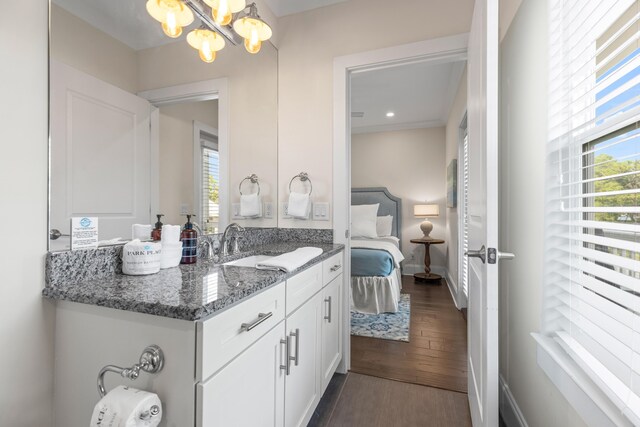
{"left": 42, "top": 242, "right": 344, "bottom": 321}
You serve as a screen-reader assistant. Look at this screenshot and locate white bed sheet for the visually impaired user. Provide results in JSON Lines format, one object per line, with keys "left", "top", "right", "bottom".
{"left": 353, "top": 235, "right": 400, "bottom": 248}
{"left": 350, "top": 268, "right": 402, "bottom": 314}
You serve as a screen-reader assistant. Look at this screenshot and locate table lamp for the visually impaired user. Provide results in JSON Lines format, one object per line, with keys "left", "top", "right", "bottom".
{"left": 414, "top": 204, "right": 439, "bottom": 237}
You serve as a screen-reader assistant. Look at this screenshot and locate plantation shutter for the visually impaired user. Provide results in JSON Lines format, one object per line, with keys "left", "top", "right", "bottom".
{"left": 462, "top": 129, "right": 470, "bottom": 298}
{"left": 544, "top": 0, "right": 640, "bottom": 424}
{"left": 201, "top": 134, "right": 219, "bottom": 233}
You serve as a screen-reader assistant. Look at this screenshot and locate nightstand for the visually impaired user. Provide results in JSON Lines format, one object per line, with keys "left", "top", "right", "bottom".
{"left": 410, "top": 237, "right": 445, "bottom": 283}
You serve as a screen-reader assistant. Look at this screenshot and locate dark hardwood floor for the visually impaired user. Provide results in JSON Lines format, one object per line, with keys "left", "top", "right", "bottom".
{"left": 350, "top": 275, "right": 468, "bottom": 393}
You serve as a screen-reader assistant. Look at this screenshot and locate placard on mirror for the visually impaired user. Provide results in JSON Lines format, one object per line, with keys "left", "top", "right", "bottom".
{"left": 48, "top": 0, "right": 278, "bottom": 251}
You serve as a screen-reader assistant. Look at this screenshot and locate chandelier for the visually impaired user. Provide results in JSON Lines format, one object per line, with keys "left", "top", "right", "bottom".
{"left": 146, "top": 0, "right": 273, "bottom": 62}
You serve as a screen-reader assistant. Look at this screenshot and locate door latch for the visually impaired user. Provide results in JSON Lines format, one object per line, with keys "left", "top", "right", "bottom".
{"left": 488, "top": 247, "right": 516, "bottom": 264}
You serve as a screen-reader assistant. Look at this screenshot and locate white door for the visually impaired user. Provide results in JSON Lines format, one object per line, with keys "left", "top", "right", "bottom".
{"left": 285, "top": 293, "right": 322, "bottom": 427}
{"left": 466, "top": 0, "right": 501, "bottom": 426}
{"left": 321, "top": 275, "right": 342, "bottom": 393}
{"left": 51, "top": 61, "right": 152, "bottom": 247}
{"left": 197, "top": 322, "right": 286, "bottom": 427}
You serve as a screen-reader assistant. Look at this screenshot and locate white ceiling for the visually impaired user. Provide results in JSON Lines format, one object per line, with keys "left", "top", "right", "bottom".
{"left": 350, "top": 60, "right": 466, "bottom": 134}
{"left": 263, "top": 0, "right": 349, "bottom": 17}
{"left": 53, "top": 0, "right": 199, "bottom": 51}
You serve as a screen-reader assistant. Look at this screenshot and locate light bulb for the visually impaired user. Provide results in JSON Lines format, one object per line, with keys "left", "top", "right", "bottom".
{"left": 162, "top": 10, "right": 182, "bottom": 38}
{"left": 199, "top": 40, "right": 216, "bottom": 63}
{"left": 212, "top": 0, "right": 232, "bottom": 25}
{"left": 244, "top": 26, "right": 261, "bottom": 54}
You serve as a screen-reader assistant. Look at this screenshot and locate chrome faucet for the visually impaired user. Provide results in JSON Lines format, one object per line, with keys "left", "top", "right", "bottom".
{"left": 220, "top": 223, "right": 245, "bottom": 257}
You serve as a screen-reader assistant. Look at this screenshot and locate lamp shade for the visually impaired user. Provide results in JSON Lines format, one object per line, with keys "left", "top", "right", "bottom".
{"left": 233, "top": 4, "right": 272, "bottom": 54}
{"left": 146, "top": 0, "right": 194, "bottom": 38}
{"left": 414, "top": 204, "right": 439, "bottom": 217}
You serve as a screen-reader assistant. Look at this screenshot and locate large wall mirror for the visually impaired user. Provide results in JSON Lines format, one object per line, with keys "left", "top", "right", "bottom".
{"left": 48, "top": 0, "right": 278, "bottom": 251}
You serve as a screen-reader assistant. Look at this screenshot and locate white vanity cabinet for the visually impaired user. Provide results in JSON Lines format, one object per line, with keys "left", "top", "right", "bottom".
{"left": 52, "top": 250, "right": 344, "bottom": 427}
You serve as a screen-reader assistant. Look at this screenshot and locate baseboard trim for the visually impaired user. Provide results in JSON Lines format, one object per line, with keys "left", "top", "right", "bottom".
{"left": 499, "top": 375, "right": 528, "bottom": 427}
{"left": 444, "top": 269, "right": 463, "bottom": 310}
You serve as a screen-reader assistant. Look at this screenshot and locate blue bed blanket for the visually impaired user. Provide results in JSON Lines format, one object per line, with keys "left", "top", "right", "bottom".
{"left": 351, "top": 248, "right": 394, "bottom": 277}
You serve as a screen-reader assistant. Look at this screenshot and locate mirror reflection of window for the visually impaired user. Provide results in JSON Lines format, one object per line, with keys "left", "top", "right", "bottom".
{"left": 201, "top": 132, "right": 220, "bottom": 234}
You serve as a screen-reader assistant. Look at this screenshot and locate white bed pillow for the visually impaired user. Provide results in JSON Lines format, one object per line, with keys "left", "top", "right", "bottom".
{"left": 351, "top": 204, "right": 379, "bottom": 238}
{"left": 376, "top": 215, "right": 393, "bottom": 237}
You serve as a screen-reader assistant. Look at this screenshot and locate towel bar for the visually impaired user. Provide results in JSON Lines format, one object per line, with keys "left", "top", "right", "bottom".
{"left": 97, "top": 345, "right": 164, "bottom": 398}
{"left": 288, "top": 172, "right": 313, "bottom": 195}
{"left": 239, "top": 174, "right": 260, "bottom": 195}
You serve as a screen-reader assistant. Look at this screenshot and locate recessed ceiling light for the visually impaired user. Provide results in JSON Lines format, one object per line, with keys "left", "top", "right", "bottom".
{"left": 386, "top": 111, "right": 395, "bottom": 118}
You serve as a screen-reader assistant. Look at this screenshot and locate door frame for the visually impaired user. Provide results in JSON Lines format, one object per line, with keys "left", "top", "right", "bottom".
{"left": 193, "top": 121, "right": 220, "bottom": 233}
{"left": 138, "top": 78, "right": 230, "bottom": 231}
{"left": 332, "top": 33, "right": 469, "bottom": 373}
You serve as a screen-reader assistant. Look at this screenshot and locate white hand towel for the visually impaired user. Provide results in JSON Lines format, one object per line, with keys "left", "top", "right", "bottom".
{"left": 240, "top": 193, "right": 262, "bottom": 217}
{"left": 161, "top": 225, "right": 181, "bottom": 244}
{"left": 132, "top": 224, "right": 152, "bottom": 241}
{"left": 90, "top": 385, "right": 162, "bottom": 427}
{"left": 287, "top": 192, "right": 311, "bottom": 219}
{"left": 256, "top": 247, "right": 323, "bottom": 272}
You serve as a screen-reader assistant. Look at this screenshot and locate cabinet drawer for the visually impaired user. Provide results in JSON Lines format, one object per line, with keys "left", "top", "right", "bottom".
{"left": 196, "top": 281, "right": 285, "bottom": 382}
{"left": 286, "top": 264, "right": 322, "bottom": 315}
{"left": 322, "top": 252, "right": 343, "bottom": 286}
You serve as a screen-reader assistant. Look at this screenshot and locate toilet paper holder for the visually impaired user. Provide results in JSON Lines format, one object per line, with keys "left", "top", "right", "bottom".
{"left": 97, "top": 345, "right": 165, "bottom": 398}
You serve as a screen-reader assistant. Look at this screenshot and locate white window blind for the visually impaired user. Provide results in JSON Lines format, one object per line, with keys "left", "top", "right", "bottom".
{"left": 201, "top": 134, "right": 219, "bottom": 234}
{"left": 544, "top": 0, "right": 640, "bottom": 424}
{"left": 462, "top": 129, "right": 470, "bottom": 298}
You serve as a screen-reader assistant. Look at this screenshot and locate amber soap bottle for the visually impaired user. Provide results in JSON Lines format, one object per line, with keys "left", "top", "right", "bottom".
{"left": 180, "top": 214, "right": 198, "bottom": 264}
{"left": 151, "top": 214, "right": 164, "bottom": 241}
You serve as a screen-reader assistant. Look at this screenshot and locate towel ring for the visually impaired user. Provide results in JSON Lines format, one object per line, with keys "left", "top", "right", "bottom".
{"left": 288, "top": 172, "right": 313, "bottom": 195}
{"left": 239, "top": 174, "right": 260, "bottom": 196}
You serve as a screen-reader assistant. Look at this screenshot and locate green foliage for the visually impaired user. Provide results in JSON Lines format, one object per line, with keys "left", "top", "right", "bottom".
{"left": 593, "top": 154, "right": 639, "bottom": 222}
{"left": 209, "top": 175, "right": 219, "bottom": 204}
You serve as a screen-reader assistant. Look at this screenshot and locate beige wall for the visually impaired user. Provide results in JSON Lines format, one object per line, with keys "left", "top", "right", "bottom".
{"left": 499, "top": 0, "right": 587, "bottom": 425}
{"left": 0, "top": 1, "right": 54, "bottom": 425}
{"left": 159, "top": 100, "right": 219, "bottom": 226}
{"left": 351, "top": 128, "right": 447, "bottom": 270}
{"left": 50, "top": 4, "right": 138, "bottom": 93}
{"left": 277, "top": 0, "right": 474, "bottom": 229}
{"left": 444, "top": 67, "right": 467, "bottom": 299}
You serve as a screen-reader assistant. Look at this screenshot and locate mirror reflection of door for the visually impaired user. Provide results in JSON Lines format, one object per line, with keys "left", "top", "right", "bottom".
{"left": 197, "top": 124, "right": 220, "bottom": 234}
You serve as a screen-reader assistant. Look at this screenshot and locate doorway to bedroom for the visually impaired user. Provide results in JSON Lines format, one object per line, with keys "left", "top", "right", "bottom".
{"left": 347, "top": 57, "right": 469, "bottom": 394}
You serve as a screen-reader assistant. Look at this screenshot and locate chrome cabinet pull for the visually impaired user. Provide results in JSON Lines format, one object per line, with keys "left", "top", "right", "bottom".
{"left": 324, "top": 296, "right": 332, "bottom": 323}
{"left": 240, "top": 312, "right": 273, "bottom": 332}
{"left": 330, "top": 264, "right": 341, "bottom": 272}
{"left": 280, "top": 337, "right": 290, "bottom": 375}
{"left": 290, "top": 329, "right": 300, "bottom": 366}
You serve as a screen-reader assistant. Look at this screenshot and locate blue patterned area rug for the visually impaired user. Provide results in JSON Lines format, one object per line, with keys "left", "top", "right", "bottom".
{"left": 350, "top": 294, "right": 410, "bottom": 342}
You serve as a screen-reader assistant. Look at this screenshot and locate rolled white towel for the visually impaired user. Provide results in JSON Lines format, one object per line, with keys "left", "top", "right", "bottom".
{"left": 132, "top": 224, "right": 152, "bottom": 241}
{"left": 256, "top": 247, "right": 323, "bottom": 272}
{"left": 240, "top": 193, "right": 262, "bottom": 217}
{"left": 287, "top": 192, "right": 311, "bottom": 219}
{"left": 161, "top": 224, "right": 181, "bottom": 244}
{"left": 90, "top": 385, "right": 162, "bottom": 427}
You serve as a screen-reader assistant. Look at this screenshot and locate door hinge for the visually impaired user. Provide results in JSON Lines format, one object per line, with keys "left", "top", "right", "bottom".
{"left": 345, "top": 230, "right": 350, "bottom": 238}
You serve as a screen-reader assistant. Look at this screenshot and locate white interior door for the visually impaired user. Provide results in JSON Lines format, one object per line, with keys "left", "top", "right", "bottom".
{"left": 466, "top": 0, "right": 499, "bottom": 426}
{"left": 51, "top": 61, "right": 152, "bottom": 247}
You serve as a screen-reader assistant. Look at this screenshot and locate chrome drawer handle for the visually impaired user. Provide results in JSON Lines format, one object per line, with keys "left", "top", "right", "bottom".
{"left": 324, "top": 296, "right": 332, "bottom": 323}
{"left": 330, "top": 264, "right": 341, "bottom": 272}
{"left": 240, "top": 312, "right": 272, "bottom": 332}
{"left": 280, "top": 337, "right": 290, "bottom": 375}
{"left": 290, "top": 329, "right": 300, "bottom": 366}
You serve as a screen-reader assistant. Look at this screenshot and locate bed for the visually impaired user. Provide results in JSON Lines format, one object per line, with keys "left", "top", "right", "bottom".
{"left": 350, "top": 187, "right": 404, "bottom": 314}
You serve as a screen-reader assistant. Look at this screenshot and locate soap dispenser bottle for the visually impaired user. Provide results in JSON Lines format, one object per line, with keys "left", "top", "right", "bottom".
{"left": 180, "top": 214, "right": 198, "bottom": 264}
{"left": 151, "top": 214, "right": 164, "bottom": 241}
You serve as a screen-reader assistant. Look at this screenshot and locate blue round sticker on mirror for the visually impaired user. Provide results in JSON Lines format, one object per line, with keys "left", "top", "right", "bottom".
{"left": 80, "top": 218, "right": 92, "bottom": 227}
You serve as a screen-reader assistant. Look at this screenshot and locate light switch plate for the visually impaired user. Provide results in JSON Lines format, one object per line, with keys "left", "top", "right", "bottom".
{"left": 281, "top": 202, "right": 312, "bottom": 219}
{"left": 180, "top": 203, "right": 190, "bottom": 215}
{"left": 231, "top": 203, "right": 241, "bottom": 219}
{"left": 263, "top": 202, "right": 273, "bottom": 218}
{"left": 312, "top": 202, "right": 330, "bottom": 221}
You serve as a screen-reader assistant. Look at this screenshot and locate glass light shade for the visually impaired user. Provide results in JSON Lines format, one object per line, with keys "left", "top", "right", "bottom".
{"left": 204, "top": 0, "right": 246, "bottom": 25}
{"left": 414, "top": 204, "right": 439, "bottom": 217}
{"left": 187, "top": 29, "right": 225, "bottom": 63}
{"left": 146, "top": 0, "right": 194, "bottom": 38}
{"left": 233, "top": 16, "right": 272, "bottom": 54}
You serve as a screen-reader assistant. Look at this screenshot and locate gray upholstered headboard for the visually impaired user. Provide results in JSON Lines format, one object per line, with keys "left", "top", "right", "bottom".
{"left": 351, "top": 187, "right": 402, "bottom": 248}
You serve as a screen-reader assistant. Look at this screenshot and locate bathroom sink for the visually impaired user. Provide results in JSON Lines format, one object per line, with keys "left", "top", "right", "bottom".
{"left": 223, "top": 255, "right": 274, "bottom": 268}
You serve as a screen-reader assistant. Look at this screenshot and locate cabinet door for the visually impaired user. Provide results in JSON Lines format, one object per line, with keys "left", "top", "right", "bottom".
{"left": 284, "top": 293, "right": 322, "bottom": 427}
{"left": 197, "top": 322, "right": 286, "bottom": 427}
{"left": 321, "top": 274, "right": 342, "bottom": 393}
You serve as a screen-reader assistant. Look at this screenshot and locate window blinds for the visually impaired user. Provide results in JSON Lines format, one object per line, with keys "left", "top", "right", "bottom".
{"left": 201, "top": 135, "right": 219, "bottom": 234}
{"left": 462, "top": 131, "right": 470, "bottom": 298}
{"left": 545, "top": 0, "right": 640, "bottom": 424}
